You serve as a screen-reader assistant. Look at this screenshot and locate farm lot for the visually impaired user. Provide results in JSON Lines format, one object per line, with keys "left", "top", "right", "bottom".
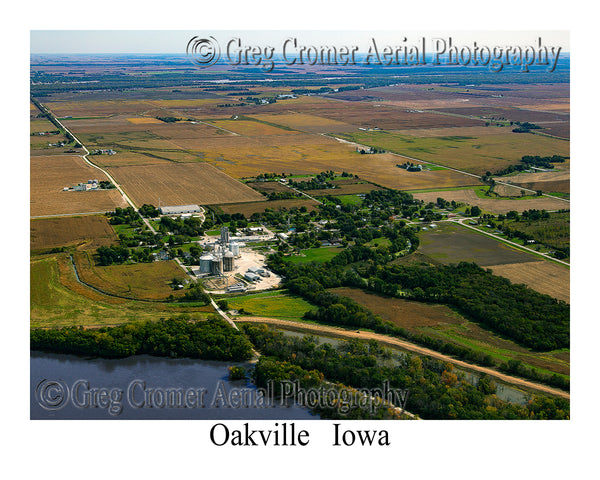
{"left": 73, "top": 251, "right": 187, "bottom": 301}
{"left": 107, "top": 162, "right": 265, "bottom": 206}
{"left": 412, "top": 188, "right": 569, "bottom": 214}
{"left": 31, "top": 215, "right": 117, "bottom": 252}
{"left": 30, "top": 155, "right": 127, "bottom": 216}
{"left": 340, "top": 129, "right": 570, "bottom": 175}
{"left": 414, "top": 222, "right": 569, "bottom": 301}
{"left": 489, "top": 261, "right": 569, "bottom": 304}
{"left": 330, "top": 287, "right": 463, "bottom": 328}
{"left": 212, "top": 198, "right": 320, "bottom": 216}
{"left": 417, "top": 222, "right": 535, "bottom": 266}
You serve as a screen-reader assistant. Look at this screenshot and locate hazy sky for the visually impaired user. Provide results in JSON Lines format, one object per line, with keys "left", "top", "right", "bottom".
{"left": 30, "top": 30, "right": 569, "bottom": 54}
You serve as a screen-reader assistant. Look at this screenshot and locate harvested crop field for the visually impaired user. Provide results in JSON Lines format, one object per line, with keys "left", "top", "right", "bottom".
{"left": 330, "top": 287, "right": 464, "bottom": 328}
{"left": 207, "top": 119, "right": 300, "bottom": 136}
{"left": 31, "top": 215, "right": 117, "bottom": 252}
{"left": 488, "top": 261, "right": 569, "bottom": 303}
{"left": 107, "top": 162, "right": 265, "bottom": 206}
{"left": 413, "top": 188, "right": 569, "bottom": 214}
{"left": 213, "top": 198, "right": 320, "bottom": 216}
{"left": 417, "top": 222, "right": 536, "bottom": 266}
{"left": 341, "top": 129, "right": 570, "bottom": 175}
{"left": 249, "top": 113, "right": 356, "bottom": 133}
{"left": 126, "top": 117, "right": 163, "bottom": 124}
{"left": 433, "top": 106, "right": 569, "bottom": 124}
{"left": 73, "top": 252, "right": 187, "bottom": 301}
{"left": 30, "top": 155, "right": 127, "bottom": 216}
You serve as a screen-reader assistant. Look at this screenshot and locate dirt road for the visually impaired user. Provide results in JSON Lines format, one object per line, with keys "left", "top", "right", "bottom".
{"left": 236, "top": 317, "right": 570, "bottom": 400}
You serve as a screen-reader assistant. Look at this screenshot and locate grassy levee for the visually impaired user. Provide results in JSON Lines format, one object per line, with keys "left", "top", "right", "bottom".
{"left": 30, "top": 254, "right": 214, "bottom": 328}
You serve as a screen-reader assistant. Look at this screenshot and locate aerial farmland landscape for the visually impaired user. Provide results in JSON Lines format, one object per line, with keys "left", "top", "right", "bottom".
{"left": 30, "top": 31, "right": 571, "bottom": 423}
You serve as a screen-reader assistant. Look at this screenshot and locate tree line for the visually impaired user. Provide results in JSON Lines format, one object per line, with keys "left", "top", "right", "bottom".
{"left": 31, "top": 316, "right": 254, "bottom": 361}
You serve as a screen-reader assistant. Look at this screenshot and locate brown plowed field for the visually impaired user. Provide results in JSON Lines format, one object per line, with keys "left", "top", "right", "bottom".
{"left": 31, "top": 215, "right": 117, "bottom": 251}
{"left": 107, "top": 162, "right": 265, "bottom": 206}
{"left": 488, "top": 261, "right": 569, "bottom": 303}
{"left": 30, "top": 155, "right": 127, "bottom": 216}
{"left": 413, "top": 189, "right": 569, "bottom": 214}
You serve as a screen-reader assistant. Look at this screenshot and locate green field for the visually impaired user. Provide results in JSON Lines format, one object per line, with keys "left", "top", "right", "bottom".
{"left": 225, "top": 290, "right": 314, "bottom": 319}
{"left": 30, "top": 254, "right": 214, "bottom": 328}
{"left": 288, "top": 247, "right": 344, "bottom": 264}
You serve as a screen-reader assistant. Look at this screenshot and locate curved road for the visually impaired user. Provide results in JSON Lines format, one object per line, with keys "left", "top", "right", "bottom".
{"left": 236, "top": 317, "right": 570, "bottom": 400}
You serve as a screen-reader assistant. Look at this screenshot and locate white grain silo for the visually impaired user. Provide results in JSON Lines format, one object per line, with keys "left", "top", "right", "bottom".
{"left": 229, "top": 242, "right": 240, "bottom": 257}
{"left": 199, "top": 254, "right": 215, "bottom": 273}
{"left": 223, "top": 251, "right": 234, "bottom": 272}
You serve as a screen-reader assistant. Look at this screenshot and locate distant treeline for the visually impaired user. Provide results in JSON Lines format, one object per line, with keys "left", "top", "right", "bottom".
{"left": 30, "top": 316, "right": 254, "bottom": 361}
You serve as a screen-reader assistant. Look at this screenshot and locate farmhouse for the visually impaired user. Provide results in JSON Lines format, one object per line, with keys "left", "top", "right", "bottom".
{"left": 159, "top": 204, "right": 201, "bottom": 215}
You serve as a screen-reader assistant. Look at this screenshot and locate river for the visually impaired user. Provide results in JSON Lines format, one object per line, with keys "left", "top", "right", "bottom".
{"left": 30, "top": 352, "right": 317, "bottom": 420}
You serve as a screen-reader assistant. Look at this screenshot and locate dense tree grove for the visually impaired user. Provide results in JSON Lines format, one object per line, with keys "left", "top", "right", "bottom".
{"left": 30, "top": 316, "right": 254, "bottom": 361}
{"left": 375, "top": 262, "right": 569, "bottom": 351}
{"left": 243, "top": 325, "right": 569, "bottom": 420}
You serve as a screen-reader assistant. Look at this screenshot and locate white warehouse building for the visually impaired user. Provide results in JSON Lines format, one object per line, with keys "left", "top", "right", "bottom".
{"left": 159, "top": 205, "right": 201, "bottom": 215}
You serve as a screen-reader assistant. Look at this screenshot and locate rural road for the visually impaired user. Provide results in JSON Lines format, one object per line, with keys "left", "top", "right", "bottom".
{"left": 37, "top": 103, "right": 158, "bottom": 233}
{"left": 235, "top": 317, "right": 570, "bottom": 400}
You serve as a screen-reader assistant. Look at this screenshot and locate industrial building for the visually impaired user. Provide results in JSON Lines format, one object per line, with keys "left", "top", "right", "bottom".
{"left": 159, "top": 205, "right": 201, "bottom": 215}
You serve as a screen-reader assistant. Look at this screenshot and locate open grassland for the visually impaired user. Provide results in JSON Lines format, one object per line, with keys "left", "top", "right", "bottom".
{"left": 31, "top": 215, "right": 117, "bottom": 252}
{"left": 412, "top": 189, "right": 569, "bottom": 214}
{"left": 340, "top": 129, "right": 570, "bottom": 175}
{"left": 30, "top": 155, "right": 127, "bottom": 216}
{"left": 30, "top": 254, "right": 214, "bottom": 328}
{"left": 107, "top": 162, "right": 265, "bottom": 206}
{"left": 488, "top": 261, "right": 569, "bottom": 303}
{"left": 213, "top": 198, "right": 320, "bottom": 216}
{"left": 225, "top": 290, "right": 314, "bottom": 319}
{"left": 288, "top": 247, "right": 345, "bottom": 264}
{"left": 73, "top": 251, "right": 186, "bottom": 301}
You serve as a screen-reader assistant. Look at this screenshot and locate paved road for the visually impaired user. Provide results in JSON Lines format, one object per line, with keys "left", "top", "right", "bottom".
{"left": 236, "top": 317, "right": 570, "bottom": 400}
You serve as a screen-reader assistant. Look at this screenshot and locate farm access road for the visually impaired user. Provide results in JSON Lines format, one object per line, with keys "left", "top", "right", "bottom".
{"left": 236, "top": 317, "right": 570, "bottom": 401}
